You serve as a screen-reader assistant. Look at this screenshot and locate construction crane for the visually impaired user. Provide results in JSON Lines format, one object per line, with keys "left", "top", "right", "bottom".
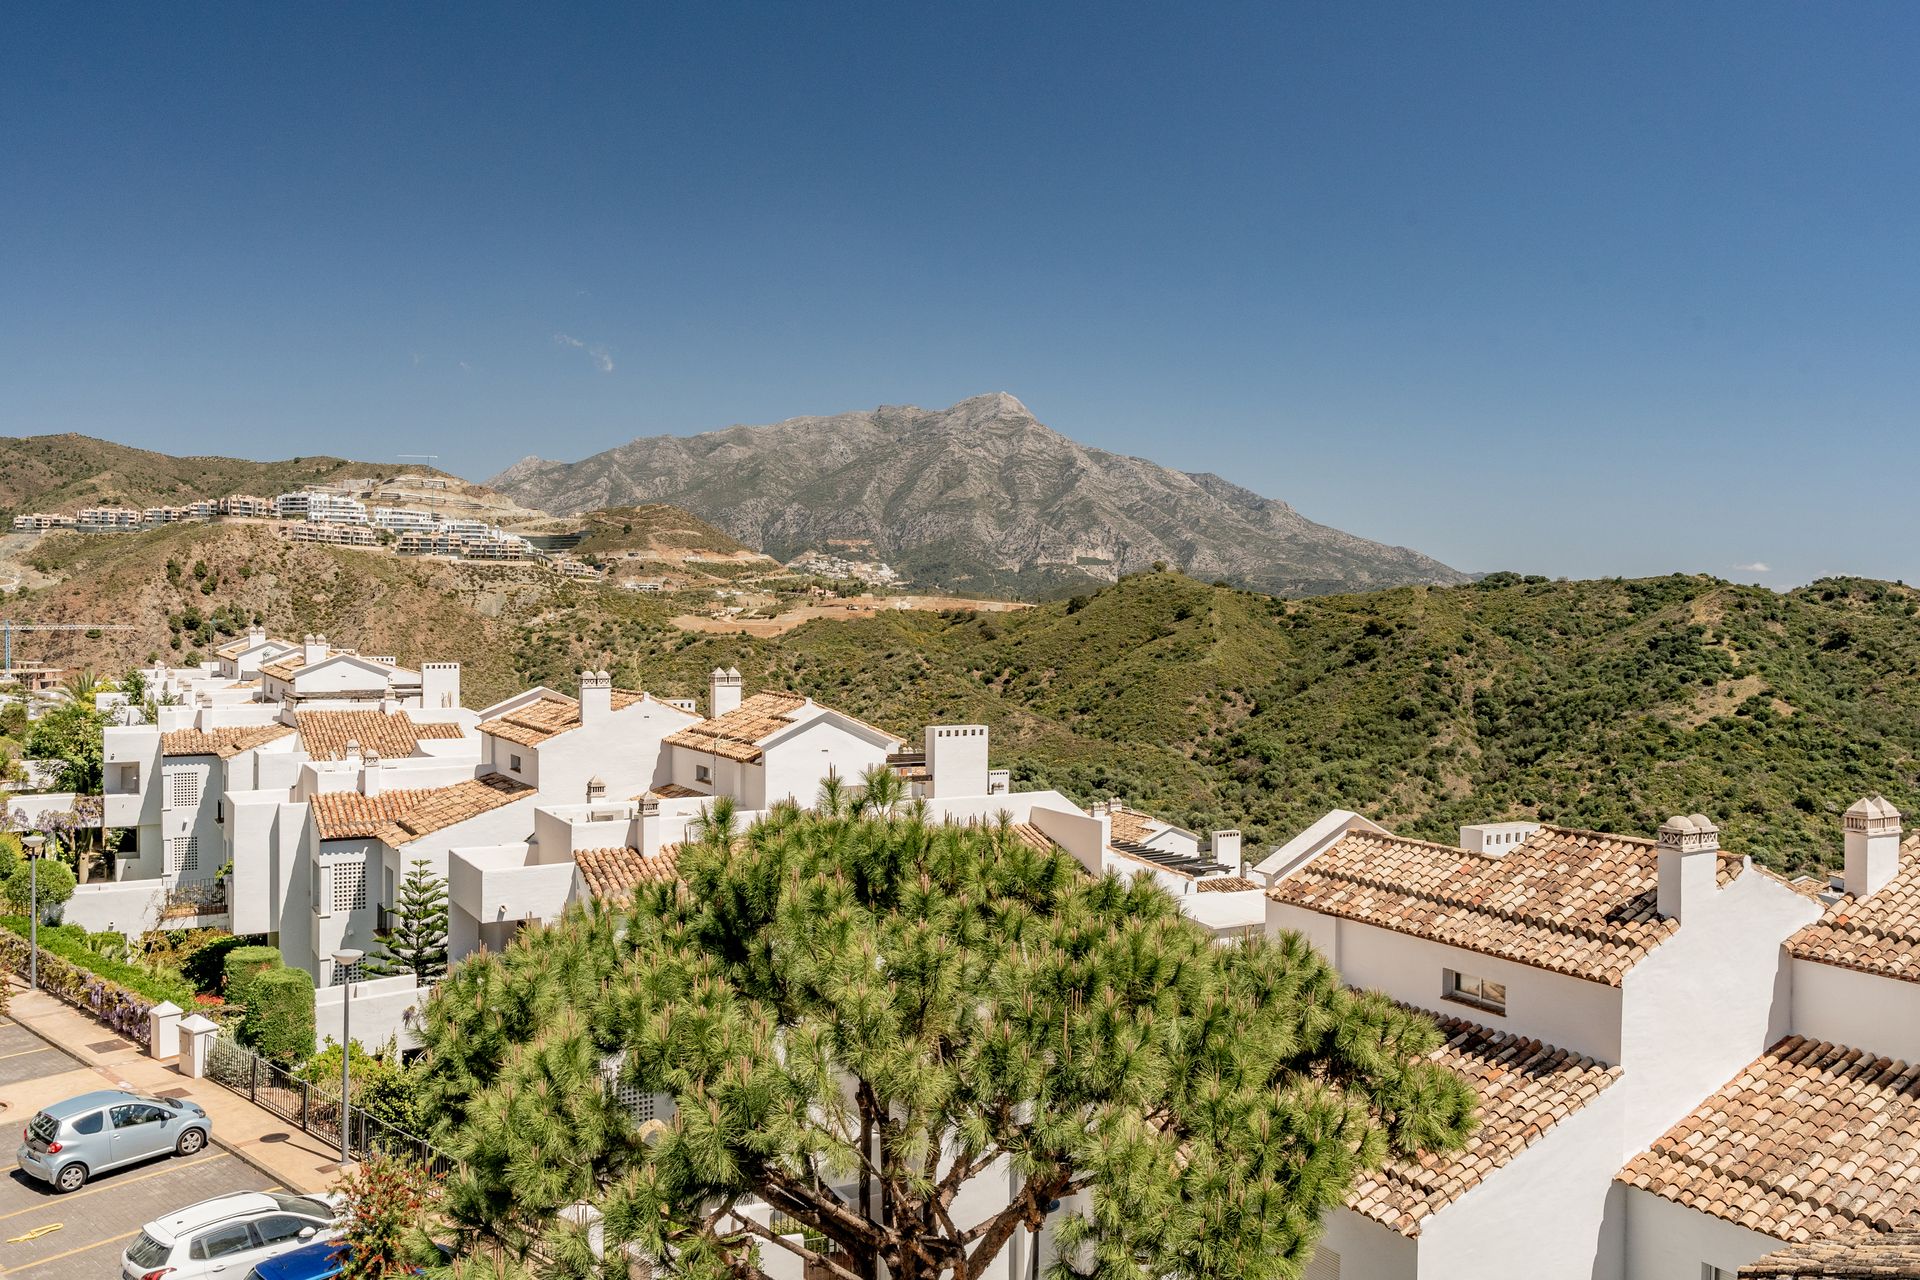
{"left": 0, "top": 621, "right": 136, "bottom": 673}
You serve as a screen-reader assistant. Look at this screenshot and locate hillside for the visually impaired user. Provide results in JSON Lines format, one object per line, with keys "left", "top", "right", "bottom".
{"left": 565, "top": 504, "right": 772, "bottom": 562}
{"left": 489, "top": 393, "right": 1470, "bottom": 598}
{"left": 0, "top": 434, "right": 444, "bottom": 520}
{"left": 12, "top": 522, "right": 1916, "bottom": 872}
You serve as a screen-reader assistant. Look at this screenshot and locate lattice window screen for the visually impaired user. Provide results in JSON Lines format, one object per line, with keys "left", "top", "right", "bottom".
{"left": 332, "top": 862, "right": 367, "bottom": 913}
{"left": 168, "top": 770, "right": 201, "bottom": 808}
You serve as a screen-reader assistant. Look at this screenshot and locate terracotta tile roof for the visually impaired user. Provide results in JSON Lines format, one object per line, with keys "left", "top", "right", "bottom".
{"left": 310, "top": 774, "right": 531, "bottom": 844}
{"left": 1268, "top": 824, "right": 1745, "bottom": 985}
{"left": 1010, "top": 822, "right": 1063, "bottom": 853}
{"left": 662, "top": 692, "right": 810, "bottom": 763}
{"left": 160, "top": 724, "right": 296, "bottom": 758}
{"left": 576, "top": 844, "right": 682, "bottom": 900}
{"left": 259, "top": 653, "right": 312, "bottom": 681}
{"left": 215, "top": 635, "right": 288, "bottom": 659}
{"left": 1196, "top": 876, "right": 1260, "bottom": 892}
{"left": 639, "top": 783, "right": 705, "bottom": 800}
{"left": 1347, "top": 1012, "right": 1619, "bottom": 1236}
{"left": 1788, "top": 839, "right": 1920, "bottom": 984}
{"left": 1620, "top": 1038, "right": 1920, "bottom": 1243}
{"left": 1107, "top": 806, "right": 1158, "bottom": 844}
{"left": 477, "top": 689, "right": 649, "bottom": 747}
{"left": 295, "top": 710, "right": 466, "bottom": 762}
{"left": 1744, "top": 1235, "right": 1920, "bottom": 1278}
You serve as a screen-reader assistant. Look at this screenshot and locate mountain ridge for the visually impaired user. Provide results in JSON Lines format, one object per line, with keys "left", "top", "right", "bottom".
{"left": 489, "top": 394, "right": 1469, "bottom": 597}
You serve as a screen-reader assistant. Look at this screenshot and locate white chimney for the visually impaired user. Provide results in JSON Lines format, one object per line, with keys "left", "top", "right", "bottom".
{"left": 638, "top": 797, "right": 664, "bottom": 857}
{"left": 586, "top": 775, "right": 607, "bottom": 803}
{"left": 247, "top": 625, "right": 266, "bottom": 646}
{"left": 1211, "top": 829, "right": 1243, "bottom": 873}
{"left": 303, "top": 634, "right": 328, "bottom": 666}
{"left": 420, "top": 661, "right": 461, "bottom": 711}
{"left": 579, "top": 669, "right": 613, "bottom": 724}
{"left": 360, "top": 748, "right": 382, "bottom": 797}
{"left": 1844, "top": 795, "right": 1902, "bottom": 899}
{"left": 1657, "top": 813, "right": 1720, "bottom": 922}
{"left": 709, "top": 666, "right": 743, "bottom": 718}
{"left": 926, "top": 725, "right": 989, "bottom": 799}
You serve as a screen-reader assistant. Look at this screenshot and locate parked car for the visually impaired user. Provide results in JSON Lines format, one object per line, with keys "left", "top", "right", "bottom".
{"left": 15, "top": 1088, "right": 211, "bottom": 1193}
{"left": 122, "top": 1190, "right": 346, "bottom": 1280}
{"left": 243, "top": 1238, "right": 346, "bottom": 1280}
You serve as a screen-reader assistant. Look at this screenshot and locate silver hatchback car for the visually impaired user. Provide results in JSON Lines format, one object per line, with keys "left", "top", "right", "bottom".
{"left": 16, "top": 1088, "right": 212, "bottom": 1192}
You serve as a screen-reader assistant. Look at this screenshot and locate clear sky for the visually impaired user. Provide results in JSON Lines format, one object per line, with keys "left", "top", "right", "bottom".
{"left": 4, "top": 3, "right": 1918, "bottom": 585}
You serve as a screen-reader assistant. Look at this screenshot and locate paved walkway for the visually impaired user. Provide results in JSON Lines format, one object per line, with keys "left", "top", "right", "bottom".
{"left": 0, "top": 982, "right": 348, "bottom": 1195}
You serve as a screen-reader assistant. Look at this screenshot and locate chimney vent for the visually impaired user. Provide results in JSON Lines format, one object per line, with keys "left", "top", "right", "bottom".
{"left": 1656, "top": 813, "right": 1720, "bottom": 922}
{"left": 1844, "top": 795, "right": 1902, "bottom": 899}
{"left": 579, "top": 669, "right": 613, "bottom": 724}
{"left": 709, "top": 666, "right": 743, "bottom": 718}
{"left": 586, "top": 775, "right": 607, "bottom": 802}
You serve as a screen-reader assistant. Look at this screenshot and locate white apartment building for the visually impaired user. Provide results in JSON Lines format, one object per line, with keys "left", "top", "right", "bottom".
{"left": 371, "top": 507, "right": 437, "bottom": 532}
{"left": 304, "top": 493, "right": 368, "bottom": 524}
{"left": 217, "top": 494, "right": 273, "bottom": 518}
{"left": 1253, "top": 800, "right": 1920, "bottom": 1279}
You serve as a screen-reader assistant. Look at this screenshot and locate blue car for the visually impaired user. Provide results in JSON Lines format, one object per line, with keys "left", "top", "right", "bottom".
{"left": 243, "top": 1238, "right": 346, "bottom": 1280}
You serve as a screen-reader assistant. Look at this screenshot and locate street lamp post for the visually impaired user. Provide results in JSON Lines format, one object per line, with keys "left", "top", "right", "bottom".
{"left": 22, "top": 835, "right": 45, "bottom": 990}
{"left": 331, "top": 947, "right": 364, "bottom": 1170}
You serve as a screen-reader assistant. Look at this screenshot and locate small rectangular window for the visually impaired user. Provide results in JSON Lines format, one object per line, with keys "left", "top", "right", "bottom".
{"left": 169, "top": 835, "right": 200, "bottom": 874}
{"left": 695, "top": 764, "right": 712, "bottom": 784}
{"left": 168, "top": 769, "right": 201, "bottom": 809}
{"left": 510, "top": 753, "right": 523, "bottom": 772}
{"left": 1443, "top": 969, "right": 1507, "bottom": 1015}
{"left": 333, "top": 862, "right": 367, "bottom": 913}
{"left": 118, "top": 763, "right": 141, "bottom": 792}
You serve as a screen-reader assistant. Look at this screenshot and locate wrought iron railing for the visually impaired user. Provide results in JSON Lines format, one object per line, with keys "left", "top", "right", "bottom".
{"left": 161, "top": 879, "right": 230, "bottom": 919}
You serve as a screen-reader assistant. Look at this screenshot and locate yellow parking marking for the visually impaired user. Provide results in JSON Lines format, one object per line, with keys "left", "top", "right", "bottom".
{"left": 4, "top": 1222, "right": 60, "bottom": 1243}
{"left": 1, "top": 1225, "right": 139, "bottom": 1275}
{"left": 0, "top": 1047, "right": 56, "bottom": 1061}
{"left": 0, "top": 1151, "right": 231, "bottom": 1221}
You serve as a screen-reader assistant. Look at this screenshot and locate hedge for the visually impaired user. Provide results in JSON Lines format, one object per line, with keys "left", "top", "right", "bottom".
{"left": 0, "top": 922, "right": 166, "bottom": 1045}
{"left": 223, "top": 944, "right": 283, "bottom": 1007}
{"left": 0, "top": 917, "right": 195, "bottom": 1005}
{"left": 243, "top": 967, "right": 315, "bottom": 1063}
{"left": 183, "top": 933, "right": 254, "bottom": 995}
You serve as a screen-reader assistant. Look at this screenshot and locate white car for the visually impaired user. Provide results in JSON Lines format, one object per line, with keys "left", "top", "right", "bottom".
{"left": 121, "top": 1190, "right": 346, "bottom": 1280}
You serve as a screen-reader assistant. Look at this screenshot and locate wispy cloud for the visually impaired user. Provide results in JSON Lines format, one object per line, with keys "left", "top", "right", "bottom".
{"left": 1734, "top": 561, "right": 1771, "bottom": 574}
{"left": 555, "top": 332, "right": 614, "bottom": 373}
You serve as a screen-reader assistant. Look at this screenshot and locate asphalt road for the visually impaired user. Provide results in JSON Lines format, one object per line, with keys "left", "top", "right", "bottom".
{"left": 0, "top": 1015, "right": 273, "bottom": 1280}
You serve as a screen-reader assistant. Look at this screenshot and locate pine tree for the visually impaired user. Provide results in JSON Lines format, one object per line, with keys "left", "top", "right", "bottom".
{"left": 417, "top": 806, "right": 1477, "bottom": 1280}
{"left": 368, "top": 859, "right": 449, "bottom": 982}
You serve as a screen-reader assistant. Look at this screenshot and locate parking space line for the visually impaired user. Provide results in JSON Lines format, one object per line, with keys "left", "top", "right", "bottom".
{"left": 0, "top": 1047, "right": 55, "bottom": 1062}
{"left": 0, "top": 1152, "right": 231, "bottom": 1221}
{"left": 0, "top": 1225, "right": 138, "bottom": 1276}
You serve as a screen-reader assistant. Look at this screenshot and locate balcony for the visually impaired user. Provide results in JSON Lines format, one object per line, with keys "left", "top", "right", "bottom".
{"left": 448, "top": 845, "right": 576, "bottom": 929}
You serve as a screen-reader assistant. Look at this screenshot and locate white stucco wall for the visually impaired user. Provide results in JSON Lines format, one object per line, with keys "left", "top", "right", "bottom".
{"left": 1617, "top": 869, "right": 1818, "bottom": 1156}
{"left": 1418, "top": 1084, "right": 1628, "bottom": 1280}
{"left": 61, "top": 880, "right": 166, "bottom": 936}
{"left": 1789, "top": 958, "right": 1920, "bottom": 1061}
{"left": 1312, "top": 1207, "right": 1416, "bottom": 1280}
{"left": 1621, "top": 1186, "right": 1781, "bottom": 1280}
{"left": 762, "top": 718, "right": 894, "bottom": 809}
{"left": 1285, "top": 912, "right": 1625, "bottom": 1064}
{"left": 315, "top": 974, "right": 429, "bottom": 1053}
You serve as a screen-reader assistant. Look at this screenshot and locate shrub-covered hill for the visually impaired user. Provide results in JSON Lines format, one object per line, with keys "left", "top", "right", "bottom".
{"left": 622, "top": 570, "right": 1920, "bottom": 874}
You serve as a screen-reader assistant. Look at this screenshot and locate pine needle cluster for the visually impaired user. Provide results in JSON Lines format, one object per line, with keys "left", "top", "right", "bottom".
{"left": 416, "top": 801, "right": 1475, "bottom": 1280}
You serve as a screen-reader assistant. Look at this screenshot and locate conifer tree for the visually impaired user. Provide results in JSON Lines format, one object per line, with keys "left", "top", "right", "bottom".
{"left": 369, "top": 858, "right": 449, "bottom": 982}
{"left": 416, "top": 806, "right": 1476, "bottom": 1280}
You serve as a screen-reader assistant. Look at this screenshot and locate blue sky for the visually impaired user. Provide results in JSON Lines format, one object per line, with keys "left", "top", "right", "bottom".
{"left": 4, "top": 3, "right": 1918, "bottom": 585}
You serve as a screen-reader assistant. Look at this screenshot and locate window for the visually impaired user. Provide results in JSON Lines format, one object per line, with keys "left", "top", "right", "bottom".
{"left": 168, "top": 769, "right": 202, "bottom": 809}
{"left": 313, "top": 861, "right": 329, "bottom": 919}
{"left": 695, "top": 764, "right": 712, "bottom": 784}
{"left": 170, "top": 836, "right": 200, "bottom": 874}
{"left": 509, "top": 753, "right": 522, "bottom": 772}
{"left": 72, "top": 1110, "right": 104, "bottom": 1135}
{"left": 251, "top": 1215, "right": 314, "bottom": 1247}
{"left": 191, "top": 1222, "right": 257, "bottom": 1260}
{"left": 1443, "top": 969, "right": 1507, "bottom": 1016}
{"left": 116, "top": 762, "right": 140, "bottom": 793}
{"left": 216, "top": 799, "right": 224, "bottom": 824}
{"left": 333, "top": 861, "right": 367, "bottom": 913}
{"left": 112, "top": 1103, "right": 166, "bottom": 1128}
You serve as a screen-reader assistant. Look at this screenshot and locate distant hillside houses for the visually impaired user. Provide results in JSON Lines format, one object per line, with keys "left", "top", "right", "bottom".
{"left": 12, "top": 482, "right": 541, "bottom": 564}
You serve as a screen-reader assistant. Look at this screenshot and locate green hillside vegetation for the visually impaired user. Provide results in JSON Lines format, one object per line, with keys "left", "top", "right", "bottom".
{"left": 15, "top": 514, "right": 1917, "bottom": 873}
{"left": 0, "top": 433, "right": 445, "bottom": 521}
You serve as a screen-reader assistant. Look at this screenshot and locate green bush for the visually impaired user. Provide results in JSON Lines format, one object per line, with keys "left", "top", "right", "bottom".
{"left": 222, "top": 945, "right": 282, "bottom": 1005}
{"left": 298, "top": 1040, "right": 424, "bottom": 1134}
{"left": 242, "top": 967, "right": 315, "bottom": 1063}
{"left": 2, "top": 859, "right": 75, "bottom": 918}
{"left": 0, "top": 917, "right": 195, "bottom": 1005}
{"left": 183, "top": 934, "right": 254, "bottom": 996}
